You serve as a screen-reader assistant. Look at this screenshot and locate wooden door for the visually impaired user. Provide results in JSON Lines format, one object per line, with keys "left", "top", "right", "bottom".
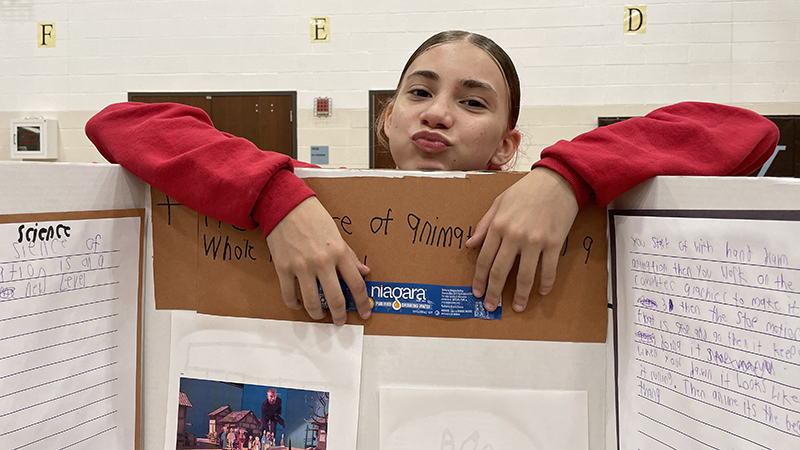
{"left": 211, "top": 95, "right": 294, "bottom": 156}
{"left": 128, "top": 93, "right": 296, "bottom": 158}
{"left": 760, "top": 116, "right": 798, "bottom": 177}
{"left": 258, "top": 95, "right": 294, "bottom": 156}
{"left": 369, "top": 90, "right": 396, "bottom": 168}
{"left": 128, "top": 94, "right": 211, "bottom": 116}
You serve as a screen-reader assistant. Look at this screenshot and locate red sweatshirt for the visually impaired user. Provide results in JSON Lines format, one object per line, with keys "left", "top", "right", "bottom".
{"left": 86, "top": 102, "right": 778, "bottom": 237}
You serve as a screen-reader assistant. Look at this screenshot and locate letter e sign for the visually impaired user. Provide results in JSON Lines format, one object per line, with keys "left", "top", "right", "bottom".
{"left": 38, "top": 22, "right": 55, "bottom": 47}
{"left": 311, "top": 16, "right": 330, "bottom": 43}
{"left": 624, "top": 6, "right": 647, "bottom": 34}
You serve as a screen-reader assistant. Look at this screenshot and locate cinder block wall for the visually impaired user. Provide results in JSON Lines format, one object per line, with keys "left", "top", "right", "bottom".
{"left": 1, "top": 0, "right": 798, "bottom": 168}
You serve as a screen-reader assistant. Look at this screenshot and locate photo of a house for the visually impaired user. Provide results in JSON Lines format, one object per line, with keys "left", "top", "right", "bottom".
{"left": 176, "top": 377, "right": 329, "bottom": 450}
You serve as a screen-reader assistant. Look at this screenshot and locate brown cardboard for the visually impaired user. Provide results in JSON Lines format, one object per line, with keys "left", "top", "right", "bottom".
{"left": 151, "top": 193, "right": 199, "bottom": 311}
{"left": 150, "top": 172, "right": 608, "bottom": 342}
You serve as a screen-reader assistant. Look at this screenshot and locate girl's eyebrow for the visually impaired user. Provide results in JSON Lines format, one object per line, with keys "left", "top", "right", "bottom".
{"left": 407, "top": 70, "right": 439, "bottom": 81}
{"left": 460, "top": 79, "right": 497, "bottom": 97}
{"left": 407, "top": 70, "right": 497, "bottom": 96}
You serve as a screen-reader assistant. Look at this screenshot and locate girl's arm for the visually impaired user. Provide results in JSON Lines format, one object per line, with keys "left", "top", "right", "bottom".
{"left": 86, "top": 102, "right": 315, "bottom": 233}
{"left": 86, "top": 102, "right": 371, "bottom": 324}
{"left": 469, "top": 102, "right": 779, "bottom": 312}
{"left": 533, "top": 101, "right": 779, "bottom": 208}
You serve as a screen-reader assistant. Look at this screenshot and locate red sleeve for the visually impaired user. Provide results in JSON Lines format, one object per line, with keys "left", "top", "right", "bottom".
{"left": 532, "top": 102, "right": 780, "bottom": 207}
{"left": 85, "top": 102, "right": 316, "bottom": 237}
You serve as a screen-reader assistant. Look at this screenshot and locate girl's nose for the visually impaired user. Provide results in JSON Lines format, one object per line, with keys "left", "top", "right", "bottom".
{"left": 420, "top": 97, "right": 454, "bottom": 129}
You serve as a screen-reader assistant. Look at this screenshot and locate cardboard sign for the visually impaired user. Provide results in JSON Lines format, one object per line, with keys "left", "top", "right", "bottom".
{"left": 151, "top": 172, "right": 608, "bottom": 342}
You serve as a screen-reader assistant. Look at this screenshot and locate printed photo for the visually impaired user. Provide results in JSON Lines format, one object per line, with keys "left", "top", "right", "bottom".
{"left": 176, "top": 377, "right": 329, "bottom": 450}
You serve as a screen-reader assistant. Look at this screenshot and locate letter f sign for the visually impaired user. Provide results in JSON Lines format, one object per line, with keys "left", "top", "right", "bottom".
{"left": 38, "top": 23, "right": 55, "bottom": 47}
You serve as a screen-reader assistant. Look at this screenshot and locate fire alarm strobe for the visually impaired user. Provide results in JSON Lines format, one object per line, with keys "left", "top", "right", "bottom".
{"left": 314, "top": 97, "right": 332, "bottom": 117}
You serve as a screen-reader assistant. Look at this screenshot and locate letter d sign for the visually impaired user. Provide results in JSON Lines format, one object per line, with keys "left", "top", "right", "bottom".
{"left": 624, "top": 6, "right": 647, "bottom": 34}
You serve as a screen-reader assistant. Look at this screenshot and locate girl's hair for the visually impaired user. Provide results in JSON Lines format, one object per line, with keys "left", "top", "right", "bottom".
{"left": 375, "top": 30, "right": 521, "bottom": 150}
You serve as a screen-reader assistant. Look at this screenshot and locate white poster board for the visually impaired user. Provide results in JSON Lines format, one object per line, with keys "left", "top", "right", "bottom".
{"left": 165, "top": 312, "right": 363, "bottom": 450}
{"left": 0, "top": 162, "right": 148, "bottom": 449}
{"left": 0, "top": 162, "right": 611, "bottom": 450}
{"left": 612, "top": 211, "right": 800, "bottom": 449}
{"left": 380, "top": 387, "right": 589, "bottom": 449}
{"left": 0, "top": 215, "right": 143, "bottom": 449}
{"left": 609, "top": 176, "right": 800, "bottom": 450}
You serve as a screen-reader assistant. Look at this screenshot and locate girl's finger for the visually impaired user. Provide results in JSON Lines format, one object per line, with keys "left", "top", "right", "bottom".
{"left": 513, "top": 249, "right": 542, "bottom": 312}
{"left": 275, "top": 271, "right": 302, "bottom": 310}
{"left": 483, "top": 239, "right": 517, "bottom": 311}
{"left": 338, "top": 256, "right": 372, "bottom": 320}
{"left": 349, "top": 246, "right": 371, "bottom": 277}
{"left": 317, "top": 270, "right": 347, "bottom": 325}
{"left": 298, "top": 274, "right": 326, "bottom": 320}
{"left": 472, "top": 228, "right": 502, "bottom": 299}
{"left": 466, "top": 198, "right": 499, "bottom": 249}
{"left": 537, "top": 246, "right": 562, "bottom": 295}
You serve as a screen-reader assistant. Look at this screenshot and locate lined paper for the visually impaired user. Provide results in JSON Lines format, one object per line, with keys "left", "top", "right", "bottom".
{"left": 0, "top": 216, "right": 141, "bottom": 449}
{"left": 612, "top": 212, "right": 800, "bottom": 449}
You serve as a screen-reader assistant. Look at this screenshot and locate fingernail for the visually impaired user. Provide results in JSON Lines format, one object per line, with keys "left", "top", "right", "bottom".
{"left": 485, "top": 303, "right": 495, "bottom": 312}
{"left": 513, "top": 303, "right": 524, "bottom": 312}
{"left": 473, "top": 288, "right": 482, "bottom": 297}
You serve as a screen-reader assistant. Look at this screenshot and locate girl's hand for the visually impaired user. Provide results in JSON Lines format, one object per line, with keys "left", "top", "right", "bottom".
{"left": 466, "top": 167, "right": 579, "bottom": 313}
{"left": 266, "top": 197, "right": 371, "bottom": 325}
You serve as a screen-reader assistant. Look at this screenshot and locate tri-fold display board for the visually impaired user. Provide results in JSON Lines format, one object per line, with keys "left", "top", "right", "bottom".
{"left": 1, "top": 161, "right": 798, "bottom": 450}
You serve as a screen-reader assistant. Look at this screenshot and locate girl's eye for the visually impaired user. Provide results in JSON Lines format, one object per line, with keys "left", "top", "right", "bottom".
{"left": 409, "top": 89, "right": 431, "bottom": 98}
{"left": 464, "top": 99, "right": 485, "bottom": 108}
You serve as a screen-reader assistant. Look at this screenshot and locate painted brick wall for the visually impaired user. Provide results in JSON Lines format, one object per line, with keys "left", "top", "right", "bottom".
{"left": 1, "top": 0, "right": 798, "bottom": 166}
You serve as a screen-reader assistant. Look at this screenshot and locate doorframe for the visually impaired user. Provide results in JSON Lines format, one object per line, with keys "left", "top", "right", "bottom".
{"left": 368, "top": 90, "right": 396, "bottom": 168}
{"left": 128, "top": 91, "right": 298, "bottom": 158}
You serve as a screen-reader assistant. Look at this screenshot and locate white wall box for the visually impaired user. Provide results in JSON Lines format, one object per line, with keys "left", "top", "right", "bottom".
{"left": 10, "top": 118, "right": 59, "bottom": 160}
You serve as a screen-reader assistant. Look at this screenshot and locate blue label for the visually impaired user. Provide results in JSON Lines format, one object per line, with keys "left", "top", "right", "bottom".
{"left": 318, "top": 280, "right": 501, "bottom": 320}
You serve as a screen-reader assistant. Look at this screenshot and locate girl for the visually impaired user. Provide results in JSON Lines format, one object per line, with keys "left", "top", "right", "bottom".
{"left": 86, "top": 31, "right": 778, "bottom": 325}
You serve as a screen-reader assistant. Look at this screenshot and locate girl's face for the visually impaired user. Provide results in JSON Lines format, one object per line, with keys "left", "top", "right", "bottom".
{"left": 384, "top": 41, "right": 520, "bottom": 171}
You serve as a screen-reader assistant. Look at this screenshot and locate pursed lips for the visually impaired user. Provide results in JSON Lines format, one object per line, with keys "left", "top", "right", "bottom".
{"left": 412, "top": 130, "right": 451, "bottom": 153}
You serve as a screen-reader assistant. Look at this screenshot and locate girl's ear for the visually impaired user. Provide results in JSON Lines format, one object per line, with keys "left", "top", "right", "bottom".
{"left": 490, "top": 128, "right": 521, "bottom": 167}
{"left": 382, "top": 101, "right": 395, "bottom": 136}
